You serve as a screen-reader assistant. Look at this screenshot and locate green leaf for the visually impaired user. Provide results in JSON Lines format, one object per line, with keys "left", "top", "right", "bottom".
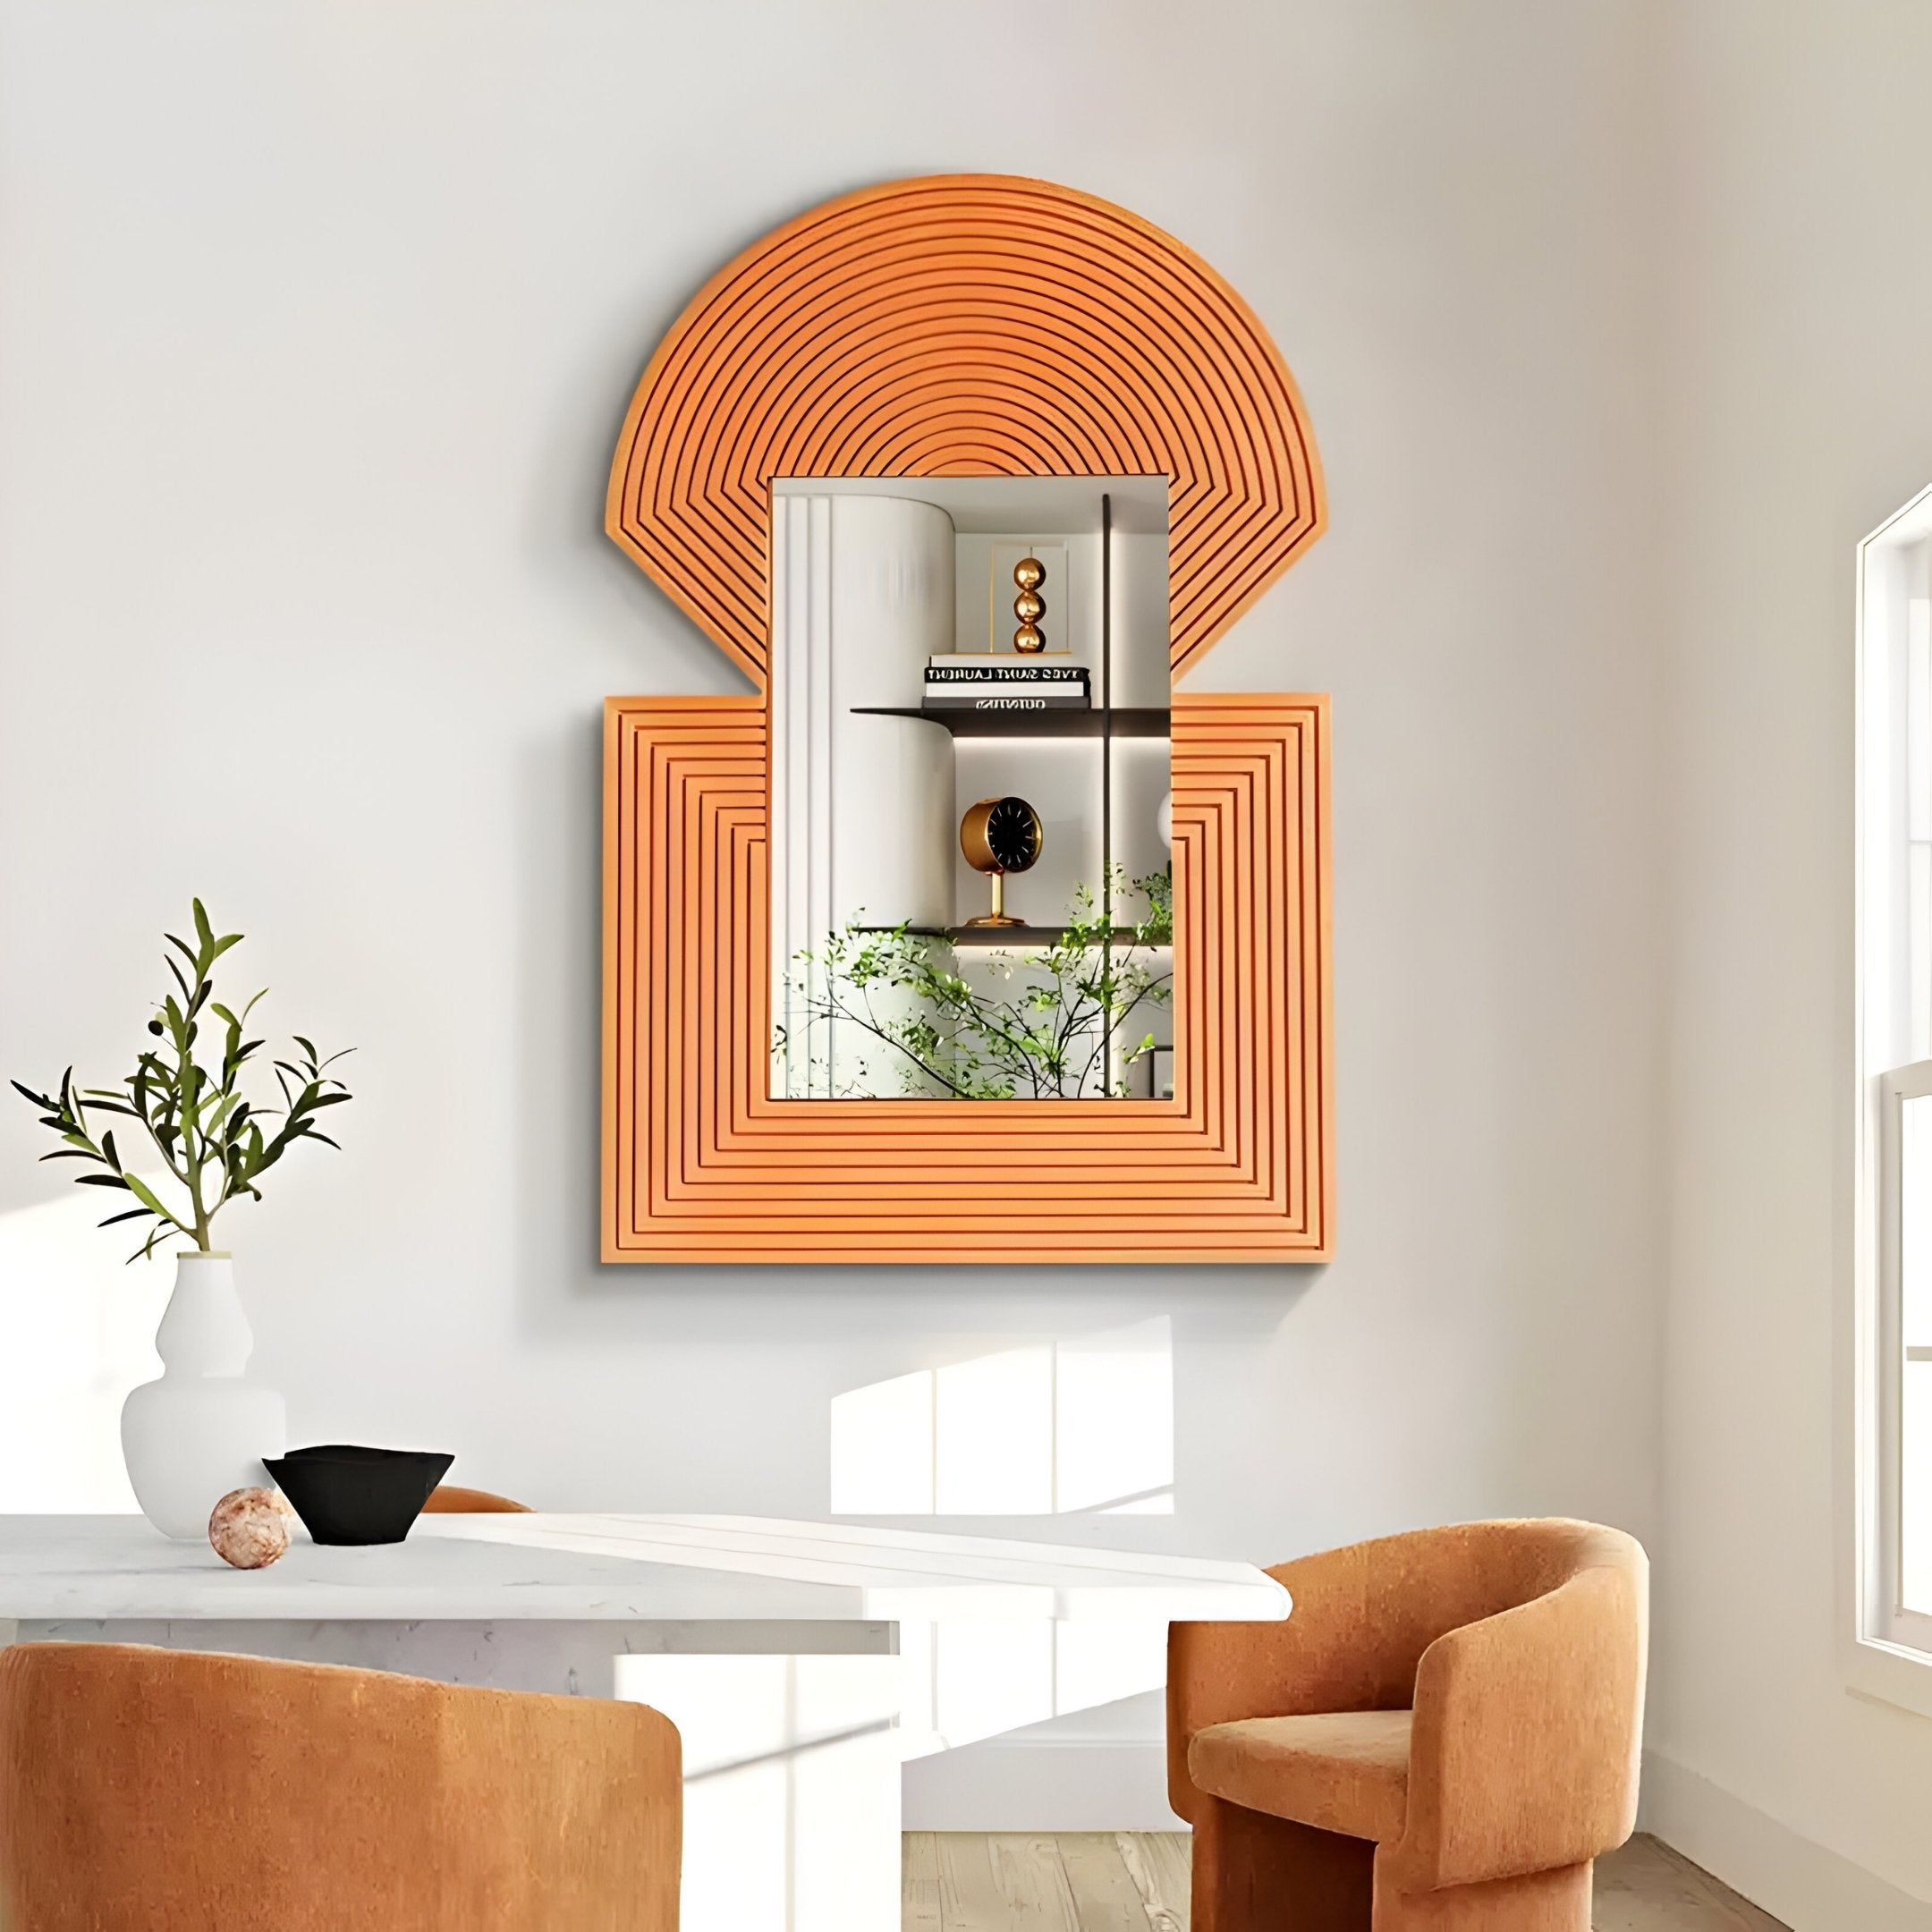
{"left": 74, "top": 1173, "right": 131, "bottom": 1191}
{"left": 122, "top": 1174, "right": 173, "bottom": 1219}
{"left": 128, "top": 1221, "right": 178, "bottom": 1265}
{"left": 79, "top": 1092, "right": 138, "bottom": 1113}
{"left": 97, "top": 1208, "right": 153, "bottom": 1227}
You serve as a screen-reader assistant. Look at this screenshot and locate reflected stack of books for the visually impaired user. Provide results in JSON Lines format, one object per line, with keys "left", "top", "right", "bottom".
{"left": 923, "top": 657, "right": 1091, "bottom": 711}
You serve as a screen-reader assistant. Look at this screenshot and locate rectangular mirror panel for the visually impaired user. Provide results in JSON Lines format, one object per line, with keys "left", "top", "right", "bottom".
{"left": 767, "top": 479, "right": 1174, "bottom": 1103}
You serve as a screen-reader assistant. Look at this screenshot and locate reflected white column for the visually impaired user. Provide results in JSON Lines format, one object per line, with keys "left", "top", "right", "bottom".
{"left": 770, "top": 495, "right": 957, "bottom": 1097}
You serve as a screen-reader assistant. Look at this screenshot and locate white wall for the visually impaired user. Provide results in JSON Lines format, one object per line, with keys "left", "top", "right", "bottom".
{"left": 1650, "top": 4, "right": 1932, "bottom": 1921}
{"left": 0, "top": 0, "right": 1668, "bottom": 1823}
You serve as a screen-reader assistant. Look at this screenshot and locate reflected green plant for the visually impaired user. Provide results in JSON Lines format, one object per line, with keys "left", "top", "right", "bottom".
{"left": 776, "top": 867, "right": 1172, "bottom": 1100}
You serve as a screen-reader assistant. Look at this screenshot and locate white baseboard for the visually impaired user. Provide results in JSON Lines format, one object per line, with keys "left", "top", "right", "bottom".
{"left": 902, "top": 1736, "right": 1179, "bottom": 1832}
{"left": 1640, "top": 1750, "right": 1932, "bottom": 1931}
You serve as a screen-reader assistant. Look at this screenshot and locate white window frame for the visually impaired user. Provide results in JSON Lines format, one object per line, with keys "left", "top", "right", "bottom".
{"left": 1847, "top": 484, "right": 1932, "bottom": 1715}
{"left": 1877, "top": 1064, "right": 1932, "bottom": 1654}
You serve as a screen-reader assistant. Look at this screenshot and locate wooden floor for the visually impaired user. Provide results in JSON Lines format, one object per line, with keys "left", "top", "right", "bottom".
{"left": 903, "top": 1832, "right": 1791, "bottom": 1931}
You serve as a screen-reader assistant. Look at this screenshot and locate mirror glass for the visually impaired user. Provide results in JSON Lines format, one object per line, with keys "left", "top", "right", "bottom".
{"left": 767, "top": 477, "right": 1175, "bottom": 1102}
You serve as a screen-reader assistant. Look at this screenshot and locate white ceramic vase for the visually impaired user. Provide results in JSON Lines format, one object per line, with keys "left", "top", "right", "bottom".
{"left": 121, "top": 1252, "right": 286, "bottom": 1539}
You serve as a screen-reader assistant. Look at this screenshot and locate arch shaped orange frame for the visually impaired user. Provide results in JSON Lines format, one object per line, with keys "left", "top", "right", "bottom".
{"left": 607, "top": 174, "right": 1325, "bottom": 688}
{"left": 603, "top": 175, "right": 1333, "bottom": 1264}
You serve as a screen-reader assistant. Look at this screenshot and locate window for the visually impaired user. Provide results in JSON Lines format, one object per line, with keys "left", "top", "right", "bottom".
{"left": 1892, "top": 1072, "right": 1932, "bottom": 1625}
{"left": 1853, "top": 487, "right": 1932, "bottom": 1701}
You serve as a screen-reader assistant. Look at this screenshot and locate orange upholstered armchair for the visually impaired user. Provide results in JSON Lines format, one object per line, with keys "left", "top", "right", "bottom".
{"left": 0, "top": 1643, "right": 681, "bottom": 1932}
{"left": 422, "top": 1484, "right": 532, "bottom": 1513}
{"left": 1168, "top": 1519, "right": 1648, "bottom": 1932}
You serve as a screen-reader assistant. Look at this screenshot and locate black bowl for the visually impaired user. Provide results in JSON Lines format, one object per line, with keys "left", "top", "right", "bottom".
{"left": 263, "top": 1445, "right": 455, "bottom": 1546}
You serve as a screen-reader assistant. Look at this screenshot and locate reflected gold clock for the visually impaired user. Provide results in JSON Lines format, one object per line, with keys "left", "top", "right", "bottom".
{"left": 960, "top": 795, "right": 1042, "bottom": 927}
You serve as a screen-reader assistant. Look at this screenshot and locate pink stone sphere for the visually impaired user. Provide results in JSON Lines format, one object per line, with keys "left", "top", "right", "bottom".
{"left": 208, "top": 1487, "right": 292, "bottom": 1569}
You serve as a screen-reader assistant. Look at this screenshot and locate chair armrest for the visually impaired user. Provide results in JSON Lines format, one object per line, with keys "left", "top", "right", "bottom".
{"left": 1384, "top": 1551, "right": 1648, "bottom": 1892}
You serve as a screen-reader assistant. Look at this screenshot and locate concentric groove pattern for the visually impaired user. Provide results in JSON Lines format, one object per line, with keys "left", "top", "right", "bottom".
{"left": 602, "top": 695, "right": 1332, "bottom": 1264}
{"left": 606, "top": 175, "right": 1326, "bottom": 687}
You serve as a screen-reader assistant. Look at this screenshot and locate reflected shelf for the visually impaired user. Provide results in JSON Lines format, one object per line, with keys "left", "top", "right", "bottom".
{"left": 854, "top": 925, "right": 1174, "bottom": 950}
{"left": 849, "top": 706, "right": 1171, "bottom": 740}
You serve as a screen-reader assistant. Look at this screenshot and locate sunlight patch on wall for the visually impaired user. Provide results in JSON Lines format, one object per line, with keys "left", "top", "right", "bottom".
{"left": 0, "top": 1189, "right": 171, "bottom": 1510}
{"left": 828, "top": 1316, "right": 1174, "bottom": 1516}
{"left": 826, "top": 1318, "right": 1176, "bottom": 1751}
{"left": 894, "top": 1615, "right": 1170, "bottom": 1757}
{"left": 614, "top": 1651, "right": 901, "bottom": 1928}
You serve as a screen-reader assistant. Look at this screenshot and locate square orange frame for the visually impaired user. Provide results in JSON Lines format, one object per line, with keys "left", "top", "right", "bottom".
{"left": 601, "top": 691, "right": 1331, "bottom": 1264}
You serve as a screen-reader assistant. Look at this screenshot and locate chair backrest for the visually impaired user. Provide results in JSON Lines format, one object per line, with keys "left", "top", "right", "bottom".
{"left": 422, "top": 1484, "right": 532, "bottom": 1513}
{"left": 0, "top": 1643, "right": 679, "bottom": 1932}
{"left": 1262, "top": 1518, "right": 1643, "bottom": 1712}
{"left": 1396, "top": 1521, "right": 1648, "bottom": 1886}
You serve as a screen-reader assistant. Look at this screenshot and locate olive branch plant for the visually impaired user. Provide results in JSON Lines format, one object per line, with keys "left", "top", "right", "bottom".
{"left": 11, "top": 901, "right": 352, "bottom": 1261}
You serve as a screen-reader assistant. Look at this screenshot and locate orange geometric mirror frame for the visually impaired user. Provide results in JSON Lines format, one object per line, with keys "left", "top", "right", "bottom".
{"left": 602, "top": 174, "right": 1333, "bottom": 1264}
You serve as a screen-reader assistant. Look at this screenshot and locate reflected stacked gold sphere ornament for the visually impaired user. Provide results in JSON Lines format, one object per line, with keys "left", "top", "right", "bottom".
{"left": 1013, "top": 554, "right": 1046, "bottom": 653}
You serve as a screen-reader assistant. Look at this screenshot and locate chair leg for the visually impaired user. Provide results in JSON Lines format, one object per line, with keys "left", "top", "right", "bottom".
{"left": 1191, "top": 1794, "right": 1377, "bottom": 1932}
{"left": 1370, "top": 1857, "right": 1593, "bottom": 1931}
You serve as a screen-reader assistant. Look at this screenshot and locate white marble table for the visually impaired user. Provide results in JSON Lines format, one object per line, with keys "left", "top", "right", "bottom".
{"left": 0, "top": 1514, "right": 1287, "bottom": 1931}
